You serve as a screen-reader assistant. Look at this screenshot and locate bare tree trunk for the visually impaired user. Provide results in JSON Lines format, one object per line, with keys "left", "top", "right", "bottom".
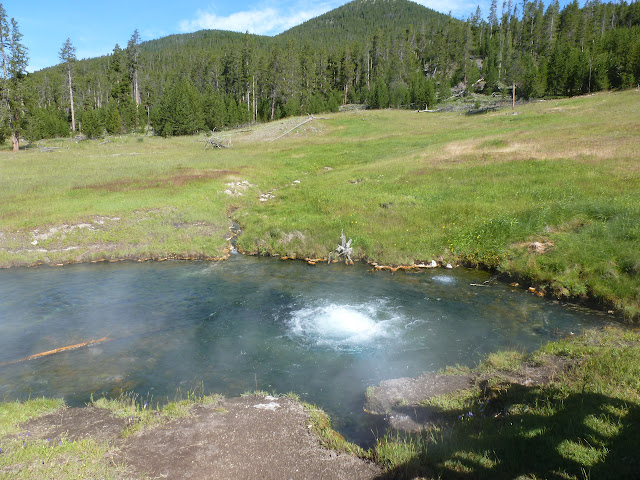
{"left": 134, "top": 70, "right": 140, "bottom": 106}
{"left": 252, "top": 76, "right": 256, "bottom": 122}
{"left": 512, "top": 82, "right": 516, "bottom": 110}
{"left": 68, "top": 68, "right": 75, "bottom": 132}
{"left": 270, "top": 90, "right": 276, "bottom": 120}
{"left": 366, "top": 50, "right": 370, "bottom": 90}
{"left": 11, "top": 130, "right": 18, "bottom": 152}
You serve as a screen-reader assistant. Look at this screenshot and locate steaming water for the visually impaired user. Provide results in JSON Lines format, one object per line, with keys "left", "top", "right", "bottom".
{"left": 288, "top": 300, "right": 400, "bottom": 349}
{"left": 0, "top": 256, "right": 611, "bottom": 445}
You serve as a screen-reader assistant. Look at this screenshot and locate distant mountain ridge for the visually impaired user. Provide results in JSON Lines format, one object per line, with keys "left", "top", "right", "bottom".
{"left": 277, "top": 0, "right": 450, "bottom": 45}
{"left": 132, "top": 0, "right": 449, "bottom": 55}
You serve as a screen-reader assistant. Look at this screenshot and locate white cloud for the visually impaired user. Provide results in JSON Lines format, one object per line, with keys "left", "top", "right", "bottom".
{"left": 179, "top": 2, "right": 340, "bottom": 36}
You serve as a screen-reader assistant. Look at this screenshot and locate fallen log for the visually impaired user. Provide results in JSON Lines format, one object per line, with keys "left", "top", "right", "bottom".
{"left": 204, "top": 138, "right": 229, "bottom": 149}
{"left": 272, "top": 115, "right": 316, "bottom": 141}
{"left": 0, "top": 336, "right": 109, "bottom": 367}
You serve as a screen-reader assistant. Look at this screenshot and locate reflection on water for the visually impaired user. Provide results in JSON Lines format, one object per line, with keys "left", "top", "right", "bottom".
{"left": 0, "top": 256, "right": 611, "bottom": 444}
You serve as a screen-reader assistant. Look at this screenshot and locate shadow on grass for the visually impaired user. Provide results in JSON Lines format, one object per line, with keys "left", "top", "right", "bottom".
{"left": 376, "top": 385, "right": 640, "bottom": 480}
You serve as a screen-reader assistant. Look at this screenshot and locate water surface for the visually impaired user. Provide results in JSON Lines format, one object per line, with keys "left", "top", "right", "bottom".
{"left": 0, "top": 256, "right": 610, "bottom": 444}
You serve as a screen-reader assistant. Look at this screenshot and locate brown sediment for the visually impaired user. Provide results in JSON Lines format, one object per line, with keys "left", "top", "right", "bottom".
{"left": 75, "top": 169, "right": 240, "bottom": 192}
{"left": 22, "top": 253, "right": 232, "bottom": 269}
{"left": 370, "top": 261, "right": 445, "bottom": 272}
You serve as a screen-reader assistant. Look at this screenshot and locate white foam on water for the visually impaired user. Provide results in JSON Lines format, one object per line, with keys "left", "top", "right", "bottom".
{"left": 432, "top": 275, "right": 457, "bottom": 285}
{"left": 288, "top": 300, "right": 402, "bottom": 349}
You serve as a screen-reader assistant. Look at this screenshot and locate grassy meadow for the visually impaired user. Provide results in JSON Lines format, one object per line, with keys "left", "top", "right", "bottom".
{"left": 1, "top": 89, "right": 639, "bottom": 319}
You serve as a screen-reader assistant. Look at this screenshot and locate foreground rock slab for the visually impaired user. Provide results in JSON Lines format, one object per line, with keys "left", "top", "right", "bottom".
{"left": 365, "top": 372, "right": 473, "bottom": 432}
{"left": 118, "top": 395, "right": 381, "bottom": 480}
{"left": 20, "top": 394, "right": 382, "bottom": 480}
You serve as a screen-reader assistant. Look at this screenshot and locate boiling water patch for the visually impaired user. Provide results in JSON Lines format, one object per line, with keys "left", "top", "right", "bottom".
{"left": 432, "top": 275, "right": 457, "bottom": 285}
{"left": 287, "top": 300, "right": 403, "bottom": 351}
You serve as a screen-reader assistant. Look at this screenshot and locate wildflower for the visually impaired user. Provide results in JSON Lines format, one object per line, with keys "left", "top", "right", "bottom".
{"left": 468, "top": 411, "right": 473, "bottom": 417}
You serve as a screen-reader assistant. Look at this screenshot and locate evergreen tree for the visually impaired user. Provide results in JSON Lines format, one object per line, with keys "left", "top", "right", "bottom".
{"left": 26, "top": 107, "right": 69, "bottom": 140}
{"left": 0, "top": 4, "right": 10, "bottom": 144}
{"left": 108, "top": 44, "right": 130, "bottom": 104}
{"left": 3, "top": 17, "right": 28, "bottom": 151}
{"left": 105, "top": 101, "right": 122, "bottom": 134}
{"left": 80, "top": 108, "right": 104, "bottom": 139}
{"left": 152, "top": 77, "right": 204, "bottom": 136}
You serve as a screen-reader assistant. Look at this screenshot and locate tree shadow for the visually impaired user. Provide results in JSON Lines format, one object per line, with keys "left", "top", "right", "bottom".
{"left": 375, "top": 384, "right": 640, "bottom": 479}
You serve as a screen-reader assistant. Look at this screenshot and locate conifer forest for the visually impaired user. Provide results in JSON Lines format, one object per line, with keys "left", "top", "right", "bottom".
{"left": 2, "top": 0, "right": 640, "bottom": 147}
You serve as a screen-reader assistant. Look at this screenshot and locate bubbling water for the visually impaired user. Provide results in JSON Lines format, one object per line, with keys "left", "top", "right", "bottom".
{"left": 288, "top": 300, "right": 402, "bottom": 350}
{"left": 432, "top": 275, "right": 457, "bottom": 285}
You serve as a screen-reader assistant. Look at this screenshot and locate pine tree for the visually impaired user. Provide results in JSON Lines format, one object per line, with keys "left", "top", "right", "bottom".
{"left": 0, "top": 4, "right": 9, "bottom": 144}
{"left": 340, "top": 47, "right": 356, "bottom": 104}
{"left": 108, "top": 44, "right": 130, "bottom": 104}
{"left": 105, "top": 101, "right": 122, "bottom": 134}
{"left": 4, "top": 17, "right": 28, "bottom": 152}
{"left": 152, "top": 78, "right": 204, "bottom": 136}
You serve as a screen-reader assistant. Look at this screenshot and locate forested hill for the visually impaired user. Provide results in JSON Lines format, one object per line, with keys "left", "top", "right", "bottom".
{"left": 138, "top": 29, "right": 270, "bottom": 54}
{"left": 4, "top": 0, "right": 640, "bottom": 147}
{"left": 277, "top": 0, "right": 449, "bottom": 47}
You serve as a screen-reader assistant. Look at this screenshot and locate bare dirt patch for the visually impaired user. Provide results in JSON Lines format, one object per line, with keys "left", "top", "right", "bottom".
{"left": 118, "top": 395, "right": 381, "bottom": 480}
{"left": 17, "top": 406, "right": 129, "bottom": 443}
{"left": 516, "top": 239, "right": 555, "bottom": 255}
{"left": 78, "top": 169, "right": 239, "bottom": 192}
{"left": 9, "top": 395, "right": 381, "bottom": 480}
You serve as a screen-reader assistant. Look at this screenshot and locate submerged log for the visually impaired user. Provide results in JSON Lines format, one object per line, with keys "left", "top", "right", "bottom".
{"left": 0, "top": 337, "right": 109, "bottom": 367}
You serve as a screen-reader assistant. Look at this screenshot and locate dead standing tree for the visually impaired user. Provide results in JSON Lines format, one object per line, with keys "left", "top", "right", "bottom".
{"left": 328, "top": 230, "right": 353, "bottom": 264}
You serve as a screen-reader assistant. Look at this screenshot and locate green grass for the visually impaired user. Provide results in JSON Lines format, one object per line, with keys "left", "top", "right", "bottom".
{"left": 0, "top": 398, "right": 124, "bottom": 479}
{"left": 0, "top": 437, "right": 122, "bottom": 479}
{"left": 0, "top": 398, "right": 64, "bottom": 437}
{"left": 1, "top": 91, "right": 639, "bottom": 318}
{"left": 92, "top": 388, "right": 223, "bottom": 437}
{"left": 302, "top": 402, "right": 369, "bottom": 458}
{"left": 0, "top": 389, "right": 225, "bottom": 479}
{"left": 372, "top": 326, "right": 640, "bottom": 479}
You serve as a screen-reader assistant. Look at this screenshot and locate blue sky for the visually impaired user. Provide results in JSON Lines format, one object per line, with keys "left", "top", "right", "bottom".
{"left": 9, "top": 0, "right": 571, "bottom": 72}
